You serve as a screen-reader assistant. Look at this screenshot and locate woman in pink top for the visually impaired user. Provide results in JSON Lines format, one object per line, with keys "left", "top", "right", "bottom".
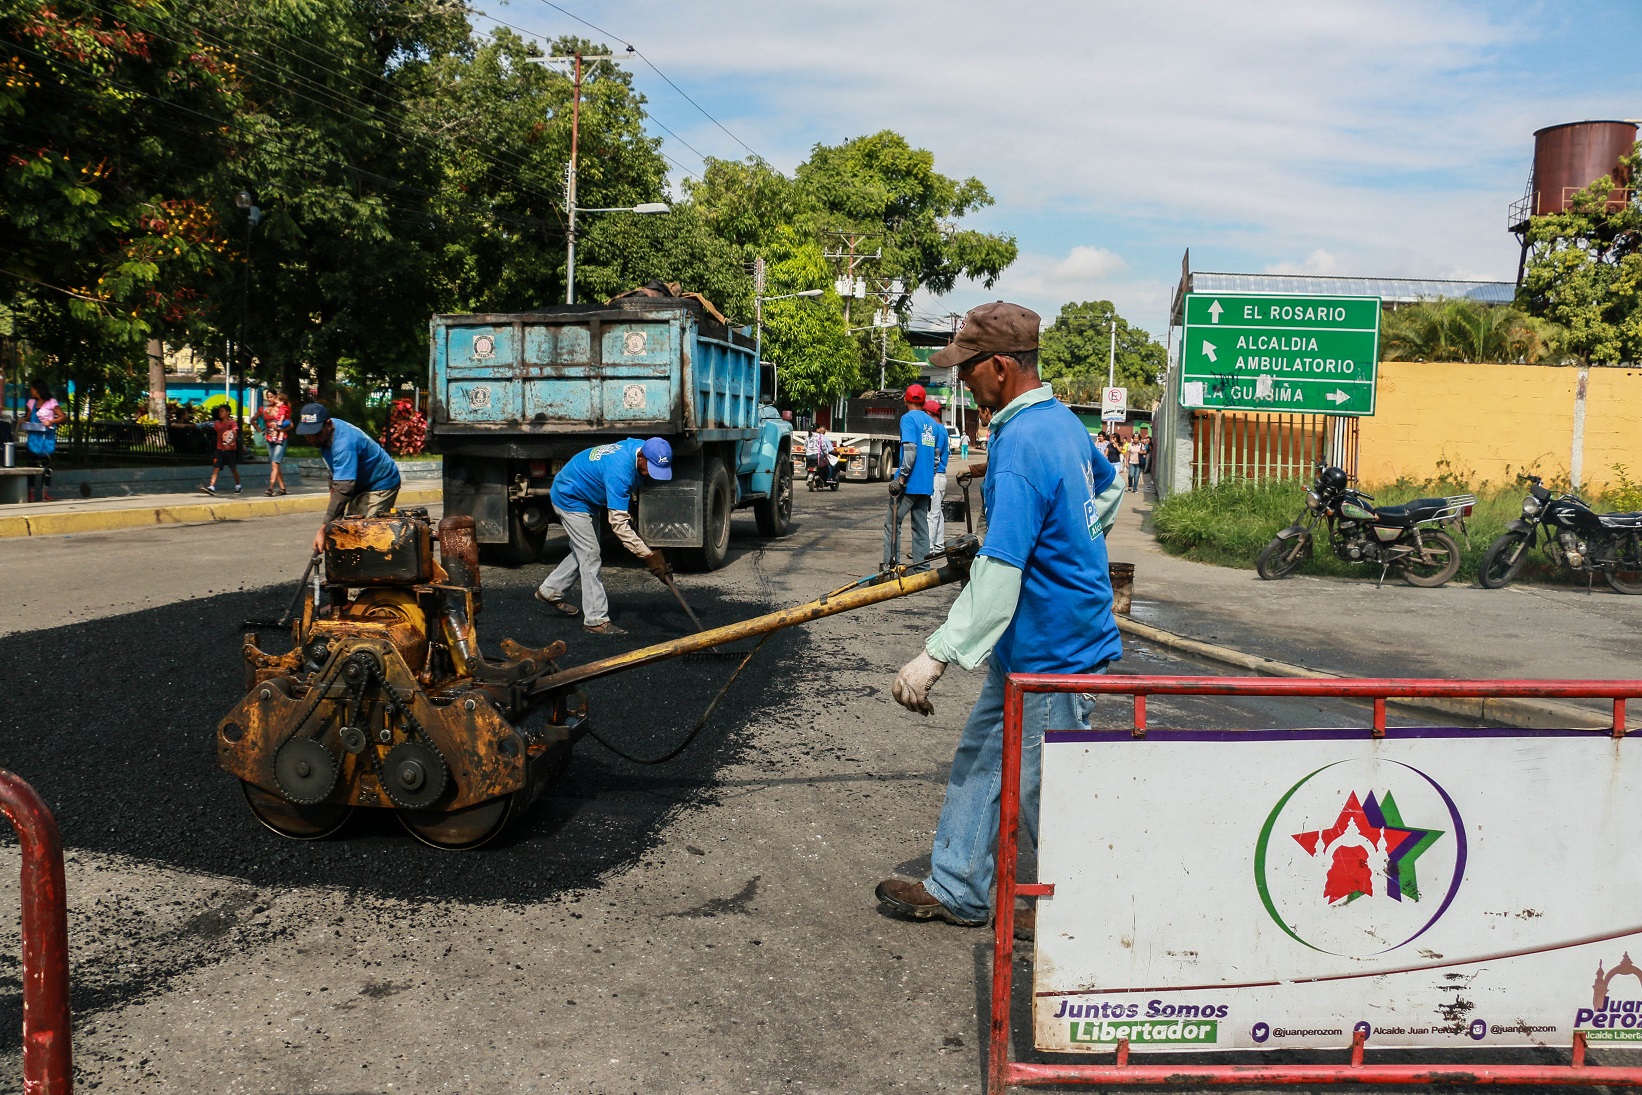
{"left": 22, "top": 380, "right": 63, "bottom": 502}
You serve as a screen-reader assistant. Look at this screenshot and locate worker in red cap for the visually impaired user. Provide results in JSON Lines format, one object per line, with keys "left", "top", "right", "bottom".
{"left": 884, "top": 383, "right": 940, "bottom": 571}
{"left": 923, "top": 397, "right": 949, "bottom": 547}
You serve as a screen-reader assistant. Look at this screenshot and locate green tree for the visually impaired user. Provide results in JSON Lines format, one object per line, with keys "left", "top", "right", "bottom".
{"left": 1519, "top": 145, "right": 1642, "bottom": 365}
{"left": 1038, "top": 300, "right": 1166, "bottom": 407}
{"left": 1380, "top": 299, "right": 1567, "bottom": 363}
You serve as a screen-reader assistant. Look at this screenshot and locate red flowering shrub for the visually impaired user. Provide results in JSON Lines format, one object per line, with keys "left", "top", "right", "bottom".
{"left": 381, "top": 399, "right": 427, "bottom": 455}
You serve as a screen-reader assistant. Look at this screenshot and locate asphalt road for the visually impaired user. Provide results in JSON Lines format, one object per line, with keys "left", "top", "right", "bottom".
{"left": 0, "top": 485, "right": 1571, "bottom": 1093}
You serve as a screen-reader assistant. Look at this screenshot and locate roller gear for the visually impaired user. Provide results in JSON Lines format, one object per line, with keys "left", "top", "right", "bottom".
{"left": 381, "top": 741, "right": 448, "bottom": 809}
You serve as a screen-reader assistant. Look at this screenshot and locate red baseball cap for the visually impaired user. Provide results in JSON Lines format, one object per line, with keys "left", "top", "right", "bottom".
{"left": 904, "top": 383, "right": 926, "bottom": 403}
{"left": 923, "top": 398, "right": 941, "bottom": 414}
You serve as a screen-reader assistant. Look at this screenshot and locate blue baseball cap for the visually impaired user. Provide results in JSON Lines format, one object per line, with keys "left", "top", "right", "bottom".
{"left": 640, "top": 437, "right": 673, "bottom": 480}
{"left": 294, "top": 403, "right": 331, "bottom": 435}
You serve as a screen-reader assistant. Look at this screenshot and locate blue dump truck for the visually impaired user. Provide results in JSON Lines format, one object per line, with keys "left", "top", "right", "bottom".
{"left": 428, "top": 295, "right": 793, "bottom": 569}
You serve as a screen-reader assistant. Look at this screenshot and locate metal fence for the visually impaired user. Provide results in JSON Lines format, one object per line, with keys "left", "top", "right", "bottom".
{"left": 60, "top": 421, "right": 217, "bottom": 459}
{"left": 1190, "top": 411, "right": 1357, "bottom": 487}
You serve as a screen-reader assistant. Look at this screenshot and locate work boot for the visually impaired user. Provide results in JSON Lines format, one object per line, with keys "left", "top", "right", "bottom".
{"left": 874, "top": 878, "right": 986, "bottom": 927}
{"left": 582, "top": 620, "right": 627, "bottom": 636}
{"left": 534, "top": 588, "right": 581, "bottom": 617}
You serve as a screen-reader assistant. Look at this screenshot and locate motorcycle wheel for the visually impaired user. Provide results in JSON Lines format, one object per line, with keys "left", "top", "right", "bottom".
{"left": 1397, "top": 529, "right": 1461, "bottom": 587}
{"left": 1256, "top": 534, "right": 1308, "bottom": 580}
{"left": 1478, "top": 532, "right": 1530, "bottom": 589}
{"left": 1605, "top": 568, "right": 1642, "bottom": 595}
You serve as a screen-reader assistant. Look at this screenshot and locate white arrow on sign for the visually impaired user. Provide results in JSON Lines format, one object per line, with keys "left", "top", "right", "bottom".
{"left": 1208, "top": 300, "right": 1223, "bottom": 324}
{"left": 1325, "top": 389, "right": 1349, "bottom": 405}
{"left": 1201, "top": 339, "right": 1218, "bottom": 363}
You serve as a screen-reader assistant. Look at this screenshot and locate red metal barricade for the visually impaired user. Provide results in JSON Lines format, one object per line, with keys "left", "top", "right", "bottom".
{"left": 0, "top": 770, "right": 72, "bottom": 1095}
{"left": 991, "top": 676, "right": 1642, "bottom": 1092}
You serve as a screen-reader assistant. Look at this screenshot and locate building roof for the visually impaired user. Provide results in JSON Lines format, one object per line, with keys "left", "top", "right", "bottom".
{"left": 1173, "top": 271, "right": 1516, "bottom": 324}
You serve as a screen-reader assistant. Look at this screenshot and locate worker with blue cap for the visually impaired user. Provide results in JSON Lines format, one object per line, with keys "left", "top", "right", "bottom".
{"left": 535, "top": 437, "right": 674, "bottom": 636}
{"left": 296, "top": 403, "right": 403, "bottom": 554}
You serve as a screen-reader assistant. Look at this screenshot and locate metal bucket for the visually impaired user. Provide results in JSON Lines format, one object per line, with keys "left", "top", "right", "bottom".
{"left": 1109, "top": 562, "right": 1134, "bottom": 616}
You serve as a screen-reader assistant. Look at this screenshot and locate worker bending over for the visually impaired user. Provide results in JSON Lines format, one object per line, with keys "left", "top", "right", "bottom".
{"left": 876, "top": 303, "right": 1125, "bottom": 938}
{"left": 535, "top": 437, "right": 674, "bottom": 636}
{"left": 298, "top": 404, "right": 403, "bottom": 554}
{"left": 884, "top": 383, "right": 941, "bottom": 572}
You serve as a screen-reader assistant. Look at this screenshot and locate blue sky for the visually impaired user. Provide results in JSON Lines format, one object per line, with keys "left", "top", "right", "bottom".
{"left": 477, "top": 1, "right": 1642, "bottom": 339}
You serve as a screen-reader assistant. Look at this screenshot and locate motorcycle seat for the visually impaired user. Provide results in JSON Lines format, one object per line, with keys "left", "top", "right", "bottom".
{"left": 1599, "top": 512, "right": 1642, "bottom": 529}
{"left": 1369, "top": 497, "right": 1449, "bottom": 525}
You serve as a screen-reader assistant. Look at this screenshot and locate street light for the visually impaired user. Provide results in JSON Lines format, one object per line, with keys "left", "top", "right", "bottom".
{"left": 231, "top": 190, "right": 260, "bottom": 436}
{"left": 753, "top": 289, "right": 825, "bottom": 403}
{"left": 564, "top": 202, "right": 669, "bottom": 304}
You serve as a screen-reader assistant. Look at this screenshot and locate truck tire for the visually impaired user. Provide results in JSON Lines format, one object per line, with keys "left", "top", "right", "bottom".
{"left": 754, "top": 454, "right": 793, "bottom": 538}
{"left": 482, "top": 508, "right": 546, "bottom": 567}
{"left": 681, "top": 458, "right": 733, "bottom": 571}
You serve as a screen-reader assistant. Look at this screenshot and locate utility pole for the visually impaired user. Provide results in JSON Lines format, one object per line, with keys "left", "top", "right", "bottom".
{"left": 554, "top": 50, "right": 611, "bottom": 305}
{"left": 823, "top": 231, "right": 880, "bottom": 327}
{"left": 1108, "top": 316, "right": 1117, "bottom": 388}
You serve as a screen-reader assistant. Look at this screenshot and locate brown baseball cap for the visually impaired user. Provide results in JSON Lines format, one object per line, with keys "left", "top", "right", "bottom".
{"left": 930, "top": 302, "right": 1041, "bottom": 369}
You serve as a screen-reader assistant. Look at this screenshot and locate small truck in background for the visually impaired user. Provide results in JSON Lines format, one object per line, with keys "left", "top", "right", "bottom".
{"left": 427, "top": 296, "right": 793, "bottom": 569}
{"left": 832, "top": 392, "right": 906, "bottom": 482}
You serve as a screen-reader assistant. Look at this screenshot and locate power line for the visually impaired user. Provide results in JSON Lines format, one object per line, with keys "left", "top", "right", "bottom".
{"left": 97, "top": 4, "right": 567, "bottom": 213}
{"left": 506, "top": 1, "right": 770, "bottom": 166}
{"left": 467, "top": 14, "right": 706, "bottom": 179}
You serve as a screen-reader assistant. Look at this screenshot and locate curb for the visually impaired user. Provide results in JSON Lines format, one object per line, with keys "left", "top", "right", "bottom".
{"left": 1115, "top": 614, "right": 1630, "bottom": 732}
{"left": 0, "top": 485, "right": 443, "bottom": 540}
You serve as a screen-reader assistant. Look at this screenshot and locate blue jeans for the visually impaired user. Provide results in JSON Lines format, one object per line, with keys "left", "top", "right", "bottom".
{"left": 883, "top": 493, "right": 932, "bottom": 571}
{"left": 1127, "top": 463, "right": 1141, "bottom": 490}
{"left": 925, "top": 658, "right": 1102, "bottom": 923}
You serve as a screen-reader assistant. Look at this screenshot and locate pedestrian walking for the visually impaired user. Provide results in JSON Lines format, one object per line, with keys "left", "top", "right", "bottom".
{"left": 199, "top": 405, "right": 244, "bottom": 495}
{"left": 21, "top": 380, "right": 62, "bottom": 502}
{"left": 295, "top": 404, "right": 403, "bottom": 553}
{"left": 959, "top": 432, "right": 970, "bottom": 461}
{"left": 875, "top": 302, "right": 1126, "bottom": 937}
{"left": 1125, "top": 435, "right": 1142, "bottom": 492}
{"left": 534, "top": 437, "right": 675, "bottom": 637}
{"left": 256, "top": 391, "right": 293, "bottom": 495}
{"left": 883, "top": 384, "right": 940, "bottom": 572}
{"left": 924, "top": 397, "right": 949, "bottom": 548}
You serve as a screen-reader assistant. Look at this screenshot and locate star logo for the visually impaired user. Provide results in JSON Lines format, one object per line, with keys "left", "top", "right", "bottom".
{"left": 1254, "top": 760, "right": 1467, "bottom": 956}
{"left": 1291, "top": 791, "right": 1444, "bottom": 906}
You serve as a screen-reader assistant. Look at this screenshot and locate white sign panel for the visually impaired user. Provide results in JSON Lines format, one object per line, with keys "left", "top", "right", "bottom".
{"left": 1034, "top": 729, "right": 1642, "bottom": 1053}
{"left": 1101, "top": 386, "right": 1128, "bottom": 416}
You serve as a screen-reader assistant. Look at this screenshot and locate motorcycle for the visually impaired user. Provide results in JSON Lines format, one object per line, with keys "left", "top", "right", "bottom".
{"left": 1478, "top": 475, "right": 1642, "bottom": 594}
{"left": 806, "top": 449, "right": 844, "bottom": 492}
{"left": 1256, "top": 465, "right": 1474, "bottom": 588}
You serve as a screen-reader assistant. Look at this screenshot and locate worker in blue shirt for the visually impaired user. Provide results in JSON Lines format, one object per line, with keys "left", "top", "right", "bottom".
{"left": 875, "top": 303, "right": 1125, "bottom": 939}
{"left": 296, "top": 404, "right": 404, "bottom": 554}
{"left": 534, "top": 437, "right": 674, "bottom": 636}
{"left": 883, "top": 383, "right": 940, "bottom": 572}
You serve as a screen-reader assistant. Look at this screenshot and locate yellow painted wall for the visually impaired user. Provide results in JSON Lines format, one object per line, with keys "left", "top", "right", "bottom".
{"left": 1357, "top": 361, "right": 1640, "bottom": 491}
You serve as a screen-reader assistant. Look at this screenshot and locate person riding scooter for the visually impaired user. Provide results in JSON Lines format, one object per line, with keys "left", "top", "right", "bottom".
{"left": 807, "top": 425, "right": 840, "bottom": 490}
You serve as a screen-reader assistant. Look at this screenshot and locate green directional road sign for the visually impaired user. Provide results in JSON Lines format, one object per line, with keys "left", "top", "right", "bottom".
{"left": 1180, "top": 293, "right": 1381, "bottom": 416}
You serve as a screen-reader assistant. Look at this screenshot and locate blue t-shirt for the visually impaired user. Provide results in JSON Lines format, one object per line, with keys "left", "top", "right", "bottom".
{"left": 322, "top": 419, "right": 401, "bottom": 493}
{"left": 551, "top": 438, "right": 643, "bottom": 515}
{"left": 899, "top": 409, "right": 939, "bottom": 495}
{"left": 934, "top": 426, "right": 949, "bottom": 474}
{"left": 980, "top": 398, "right": 1122, "bottom": 675}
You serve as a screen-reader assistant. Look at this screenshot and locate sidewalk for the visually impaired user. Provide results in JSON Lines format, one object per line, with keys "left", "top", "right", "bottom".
{"left": 1106, "top": 485, "right": 1642, "bottom": 726}
{"left": 0, "top": 482, "right": 442, "bottom": 538}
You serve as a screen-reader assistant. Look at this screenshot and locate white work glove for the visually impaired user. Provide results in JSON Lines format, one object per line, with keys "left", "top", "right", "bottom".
{"left": 892, "top": 651, "right": 947, "bottom": 716}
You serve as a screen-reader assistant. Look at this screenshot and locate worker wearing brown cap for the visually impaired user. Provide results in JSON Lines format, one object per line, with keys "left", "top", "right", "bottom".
{"left": 876, "top": 301, "right": 1126, "bottom": 936}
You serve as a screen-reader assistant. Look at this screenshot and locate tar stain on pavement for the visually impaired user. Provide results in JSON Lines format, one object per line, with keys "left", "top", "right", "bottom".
{"left": 0, "top": 568, "right": 806, "bottom": 906}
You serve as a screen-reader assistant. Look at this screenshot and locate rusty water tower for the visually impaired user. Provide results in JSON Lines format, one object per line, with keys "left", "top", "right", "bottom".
{"left": 1510, "top": 119, "right": 1638, "bottom": 284}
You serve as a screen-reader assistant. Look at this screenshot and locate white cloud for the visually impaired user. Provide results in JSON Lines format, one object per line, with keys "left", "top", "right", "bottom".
{"left": 1264, "top": 250, "right": 1342, "bottom": 276}
{"left": 1055, "top": 246, "right": 1127, "bottom": 281}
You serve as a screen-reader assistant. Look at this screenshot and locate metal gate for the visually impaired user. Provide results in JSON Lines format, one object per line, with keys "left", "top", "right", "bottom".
{"left": 1191, "top": 411, "right": 1358, "bottom": 487}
